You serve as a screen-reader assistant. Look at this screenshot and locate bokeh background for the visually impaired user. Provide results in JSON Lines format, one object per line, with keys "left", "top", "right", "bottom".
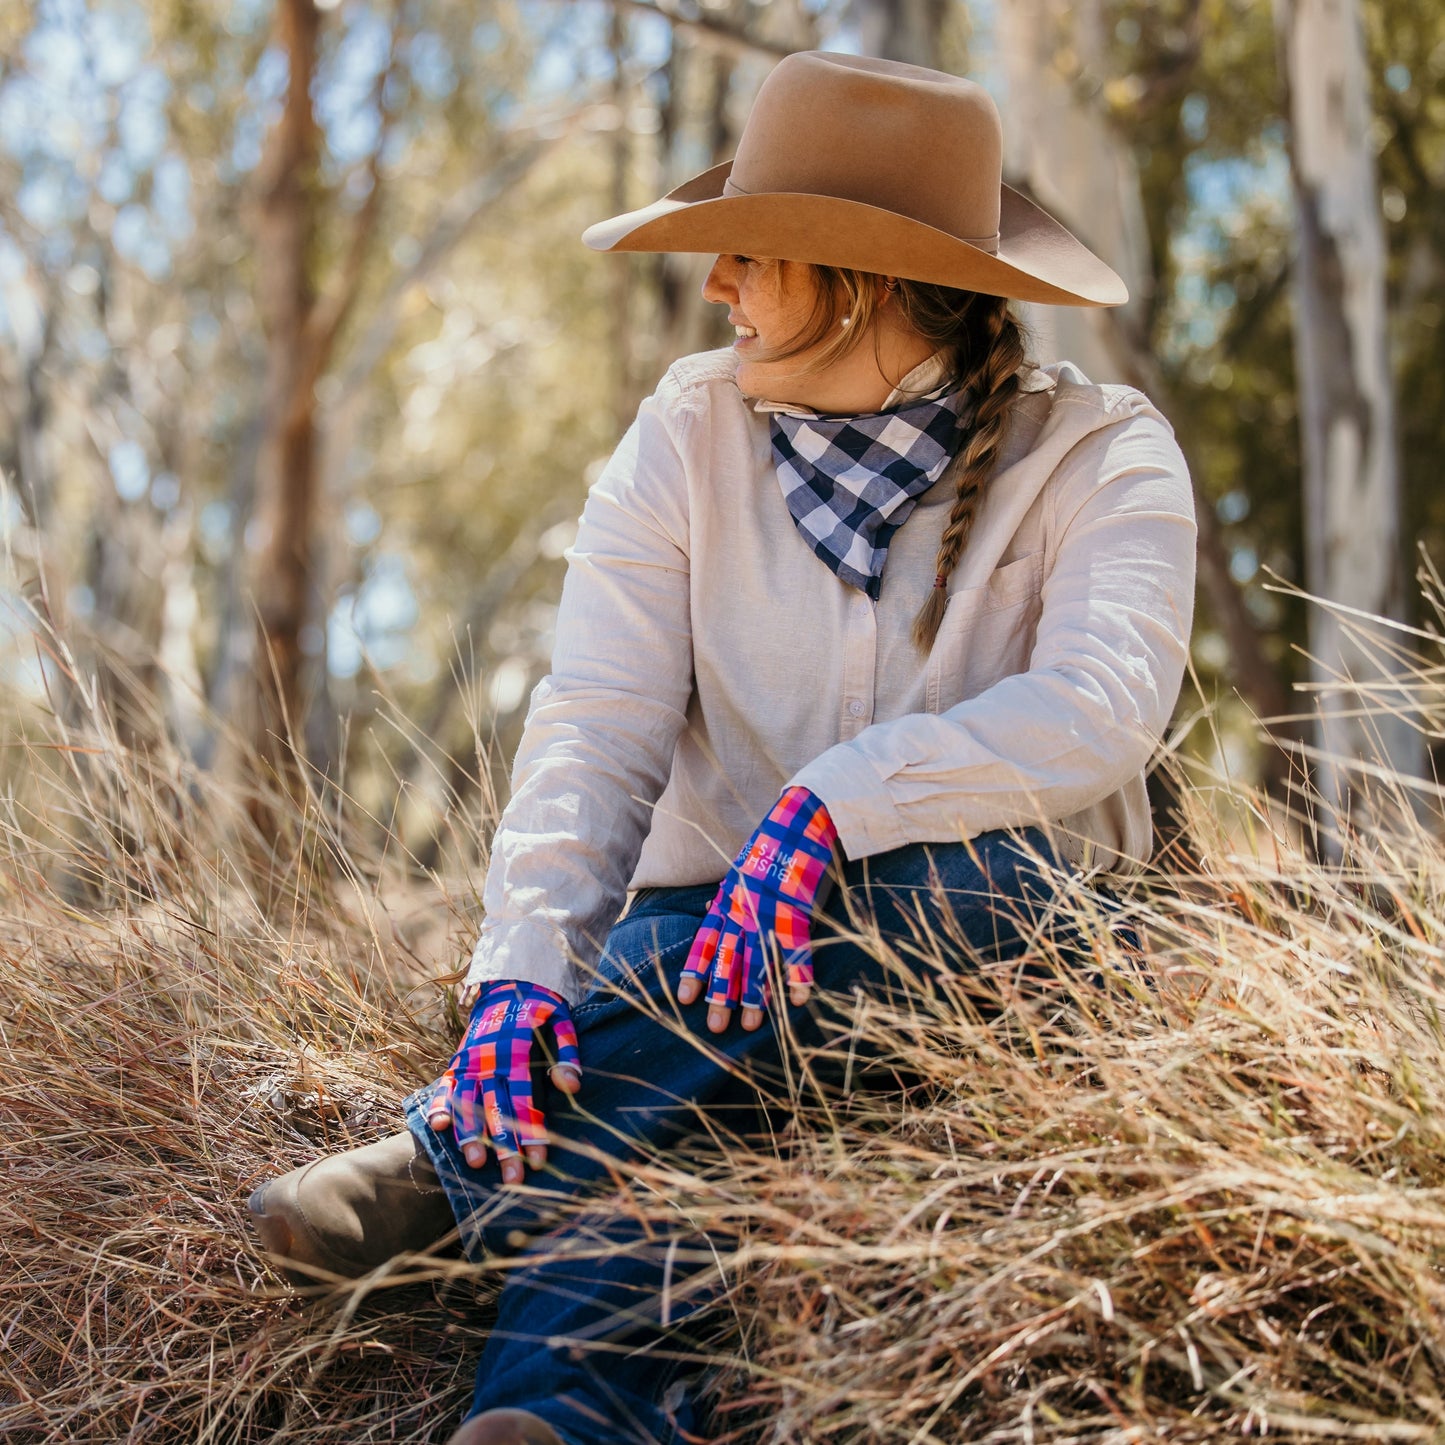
{"left": 0, "top": 0, "right": 1439, "bottom": 853}
{"left": 8, "top": 7, "right": 1445, "bottom": 1443}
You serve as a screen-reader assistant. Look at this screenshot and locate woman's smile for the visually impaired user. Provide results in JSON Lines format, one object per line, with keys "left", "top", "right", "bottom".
{"left": 702, "top": 253, "right": 931, "bottom": 412}
{"left": 702, "top": 254, "right": 823, "bottom": 400}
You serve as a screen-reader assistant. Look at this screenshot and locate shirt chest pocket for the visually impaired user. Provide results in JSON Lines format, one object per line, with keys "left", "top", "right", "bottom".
{"left": 926, "top": 552, "right": 1046, "bottom": 713}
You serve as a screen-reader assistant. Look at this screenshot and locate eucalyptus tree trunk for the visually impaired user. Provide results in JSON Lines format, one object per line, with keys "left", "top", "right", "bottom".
{"left": 230, "top": 0, "right": 383, "bottom": 824}
{"left": 241, "top": 0, "right": 323, "bottom": 803}
{"left": 1276, "top": 0, "right": 1422, "bottom": 833}
{"left": 649, "top": 36, "right": 737, "bottom": 375}
{"left": 996, "top": 0, "right": 1151, "bottom": 377}
{"left": 608, "top": 2, "right": 636, "bottom": 433}
{"left": 855, "top": 0, "right": 948, "bottom": 64}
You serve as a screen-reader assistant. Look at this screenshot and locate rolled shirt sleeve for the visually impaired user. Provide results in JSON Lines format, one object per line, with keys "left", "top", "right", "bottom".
{"left": 464, "top": 359, "right": 1197, "bottom": 1003}
{"left": 465, "top": 376, "right": 697, "bottom": 1005}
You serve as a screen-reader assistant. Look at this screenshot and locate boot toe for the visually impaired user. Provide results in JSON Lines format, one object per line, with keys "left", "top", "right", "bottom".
{"left": 246, "top": 1179, "right": 292, "bottom": 1256}
{"left": 246, "top": 1165, "right": 349, "bottom": 1283}
{"left": 246, "top": 1130, "right": 456, "bottom": 1284}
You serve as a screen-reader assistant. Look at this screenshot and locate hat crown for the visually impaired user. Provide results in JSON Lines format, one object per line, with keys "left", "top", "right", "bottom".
{"left": 728, "top": 52, "right": 1003, "bottom": 246}
{"left": 581, "top": 50, "right": 1128, "bottom": 308}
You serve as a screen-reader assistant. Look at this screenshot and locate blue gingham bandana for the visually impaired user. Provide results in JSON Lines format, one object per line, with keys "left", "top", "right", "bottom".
{"left": 770, "top": 386, "right": 973, "bottom": 598}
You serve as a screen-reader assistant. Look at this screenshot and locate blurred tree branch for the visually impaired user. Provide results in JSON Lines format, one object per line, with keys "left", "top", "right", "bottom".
{"left": 332, "top": 127, "right": 573, "bottom": 406}
{"left": 609, "top": 0, "right": 795, "bottom": 61}
{"left": 303, "top": 10, "right": 401, "bottom": 381}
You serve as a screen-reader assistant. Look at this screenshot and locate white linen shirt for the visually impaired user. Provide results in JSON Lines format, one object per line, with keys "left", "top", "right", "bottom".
{"left": 465, "top": 348, "right": 1197, "bottom": 1005}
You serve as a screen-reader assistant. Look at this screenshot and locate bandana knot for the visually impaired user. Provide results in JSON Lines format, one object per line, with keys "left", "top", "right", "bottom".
{"left": 770, "top": 387, "right": 973, "bottom": 599}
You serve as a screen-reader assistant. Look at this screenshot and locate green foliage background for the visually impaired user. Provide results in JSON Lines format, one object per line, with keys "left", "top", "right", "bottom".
{"left": 0, "top": 0, "right": 1440, "bottom": 846}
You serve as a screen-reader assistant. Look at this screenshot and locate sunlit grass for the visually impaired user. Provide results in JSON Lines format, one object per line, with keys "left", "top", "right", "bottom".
{"left": 5, "top": 603, "right": 1445, "bottom": 1442}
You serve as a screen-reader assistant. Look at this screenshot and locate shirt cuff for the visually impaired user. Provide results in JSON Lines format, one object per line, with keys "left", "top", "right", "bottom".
{"left": 788, "top": 743, "right": 912, "bottom": 860}
{"left": 465, "top": 917, "right": 582, "bottom": 1008}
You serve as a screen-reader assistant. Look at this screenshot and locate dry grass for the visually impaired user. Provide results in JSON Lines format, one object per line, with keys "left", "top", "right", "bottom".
{"left": 6, "top": 619, "right": 1445, "bottom": 1442}
{"left": 0, "top": 638, "right": 489, "bottom": 1443}
{"left": 671, "top": 809, "right": 1445, "bottom": 1444}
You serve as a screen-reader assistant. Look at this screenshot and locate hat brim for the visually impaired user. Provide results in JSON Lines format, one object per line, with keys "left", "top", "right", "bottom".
{"left": 582, "top": 161, "right": 1127, "bottom": 308}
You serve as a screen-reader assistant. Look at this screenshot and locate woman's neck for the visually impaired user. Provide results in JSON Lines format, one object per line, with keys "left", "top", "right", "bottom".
{"left": 789, "top": 322, "right": 938, "bottom": 414}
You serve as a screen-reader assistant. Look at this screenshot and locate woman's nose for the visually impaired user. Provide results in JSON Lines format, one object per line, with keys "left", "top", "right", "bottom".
{"left": 701, "top": 256, "right": 737, "bottom": 305}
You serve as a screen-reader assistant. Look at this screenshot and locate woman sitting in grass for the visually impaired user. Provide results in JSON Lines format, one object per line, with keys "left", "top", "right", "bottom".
{"left": 249, "top": 50, "right": 1196, "bottom": 1445}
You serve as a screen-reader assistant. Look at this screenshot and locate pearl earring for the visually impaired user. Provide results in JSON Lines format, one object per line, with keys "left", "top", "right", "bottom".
{"left": 839, "top": 315, "right": 852, "bottom": 329}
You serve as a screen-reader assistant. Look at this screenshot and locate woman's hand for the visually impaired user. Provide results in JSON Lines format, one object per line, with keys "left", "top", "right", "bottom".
{"left": 678, "top": 786, "right": 839, "bottom": 1033}
{"left": 426, "top": 981, "right": 582, "bottom": 1184}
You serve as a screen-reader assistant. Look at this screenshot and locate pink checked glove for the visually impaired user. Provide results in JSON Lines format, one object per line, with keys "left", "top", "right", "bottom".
{"left": 678, "top": 786, "right": 839, "bottom": 1033}
{"left": 426, "top": 980, "right": 582, "bottom": 1183}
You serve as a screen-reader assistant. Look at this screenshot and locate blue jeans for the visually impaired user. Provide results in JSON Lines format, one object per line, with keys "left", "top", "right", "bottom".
{"left": 405, "top": 829, "right": 1088, "bottom": 1444}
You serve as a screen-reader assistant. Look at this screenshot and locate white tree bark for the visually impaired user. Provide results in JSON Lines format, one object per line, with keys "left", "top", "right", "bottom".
{"left": 1276, "top": 0, "right": 1422, "bottom": 824}
{"left": 855, "top": 0, "right": 948, "bottom": 65}
{"left": 995, "top": 0, "right": 1151, "bottom": 378}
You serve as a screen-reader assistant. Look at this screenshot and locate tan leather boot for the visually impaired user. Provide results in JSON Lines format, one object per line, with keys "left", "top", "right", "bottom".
{"left": 445, "top": 1409, "right": 566, "bottom": 1445}
{"left": 247, "top": 1129, "right": 457, "bottom": 1283}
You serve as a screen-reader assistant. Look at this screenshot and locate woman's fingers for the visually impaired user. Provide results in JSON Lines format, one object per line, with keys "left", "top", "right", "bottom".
{"left": 507, "top": 1061, "right": 583, "bottom": 1176}
{"left": 705, "top": 922, "right": 747, "bottom": 1031}
{"left": 739, "top": 935, "right": 767, "bottom": 1029}
{"left": 684, "top": 885, "right": 819, "bottom": 1032}
{"left": 679, "top": 911, "right": 723, "bottom": 1006}
{"left": 425, "top": 1078, "right": 456, "bottom": 1133}
{"left": 430, "top": 984, "right": 584, "bottom": 1181}
{"left": 427, "top": 1063, "right": 490, "bottom": 1165}
{"left": 432, "top": 1072, "right": 489, "bottom": 1172}
{"left": 460, "top": 1074, "right": 491, "bottom": 1167}
{"left": 787, "top": 952, "right": 814, "bottom": 1008}
{"left": 483, "top": 1076, "right": 525, "bottom": 1184}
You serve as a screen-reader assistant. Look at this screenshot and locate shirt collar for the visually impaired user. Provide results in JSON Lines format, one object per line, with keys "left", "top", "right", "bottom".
{"left": 750, "top": 348, "right": 957, "bottom": 420}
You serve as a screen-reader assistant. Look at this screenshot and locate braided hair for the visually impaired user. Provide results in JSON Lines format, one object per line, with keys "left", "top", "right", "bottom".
{"left": 755, "top": 265, "right": 1028, "bottom": 649}
{"left": 896, "top": 284, "right": 1027, "bottom": 649}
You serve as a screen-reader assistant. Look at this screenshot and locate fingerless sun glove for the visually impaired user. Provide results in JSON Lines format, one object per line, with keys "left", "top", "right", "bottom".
{"left": 427, "top": 980, "right": 581, "bottom": 1158}
{"left": 681, "top": 786, "right": 839, "bottom": 1014}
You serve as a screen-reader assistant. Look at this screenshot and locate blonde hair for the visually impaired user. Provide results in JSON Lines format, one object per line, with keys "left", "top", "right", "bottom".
{"left": 757, "top": 263, "right": 1028, "bottom": 649}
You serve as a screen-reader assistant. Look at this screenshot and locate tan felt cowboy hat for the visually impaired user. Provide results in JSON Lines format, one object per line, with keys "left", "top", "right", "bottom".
{"left": 583, "top": 50, "right": 1127, "bottom": 308}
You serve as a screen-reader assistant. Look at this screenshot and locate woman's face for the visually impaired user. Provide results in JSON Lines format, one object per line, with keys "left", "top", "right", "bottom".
{"left": 700, "top": 254, "right": 933, "bottom": 413}
{"left": 700, "top": 254, "right": 828, "bottom": 406}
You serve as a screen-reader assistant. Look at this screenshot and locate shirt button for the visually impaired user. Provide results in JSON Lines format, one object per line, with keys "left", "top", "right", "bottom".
{"left": 847, "top": 699, "right": 865, "bottom": 718}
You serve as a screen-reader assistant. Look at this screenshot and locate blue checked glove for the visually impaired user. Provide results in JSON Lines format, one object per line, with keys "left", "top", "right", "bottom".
{"left": 677, "top": 786, "right": 839, "bottom": 1033}
{"left": 426, "top": 980, "right": 582, "bottom": 1183}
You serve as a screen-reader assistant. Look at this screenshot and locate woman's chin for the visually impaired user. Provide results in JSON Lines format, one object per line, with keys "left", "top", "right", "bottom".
{"left": 733, "top": 357, "right": 800, "bottom": 406}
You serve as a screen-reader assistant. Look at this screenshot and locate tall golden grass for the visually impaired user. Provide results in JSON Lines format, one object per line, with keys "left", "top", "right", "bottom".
{"left": 4, "top": 605, "right": 1445, "bottom": 1443}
